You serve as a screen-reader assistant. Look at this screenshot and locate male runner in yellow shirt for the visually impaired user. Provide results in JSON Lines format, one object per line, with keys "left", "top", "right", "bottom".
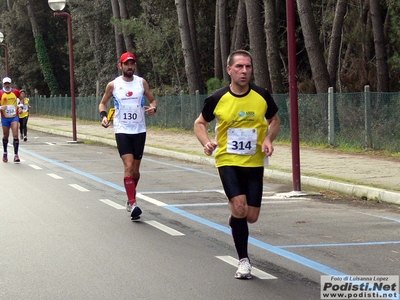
{"left": 194, "top": 50, "right": 280, "bottom": 279}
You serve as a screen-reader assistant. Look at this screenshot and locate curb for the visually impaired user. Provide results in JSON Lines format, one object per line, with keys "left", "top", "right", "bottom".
{"left": 29, "top": 124, "right": 400, "bottom": 205}
{"left": 263, "top": 170, "right": 400, "bottom": 205}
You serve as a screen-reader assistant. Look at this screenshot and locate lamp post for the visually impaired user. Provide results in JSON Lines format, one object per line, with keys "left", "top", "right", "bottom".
{"left": 48, "top": 0, "right": 77, "bottom": 142}
{"left": 0, "top": 32, "right": 9, "bottom": 77}
{"left": 286, "top": 0, "right": 301, "bottom": 192}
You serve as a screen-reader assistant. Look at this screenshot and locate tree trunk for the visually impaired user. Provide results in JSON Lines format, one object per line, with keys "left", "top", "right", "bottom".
{"left": 296, "top": 0, "right": 330, "bottom": 93}
{"left": 186, "top": 0, "right": 205, "bottom": 93}
{"left": 245, "top": 0, "right": 271, "bottom": 90}
{"left": 231, "top": 0, "right": 247, "bottom": 52}
{"left": 363, "top": 1, "right": 373, "bottom": 88}
{"left": 327, "top": 0, "right": 348, "bottom": 92}
{"left": 263, "top": 0, "right": 284, "bottom": 93}
{"left": 110, "top": 0, "right": 124, "bottom": 59}
{"left": 26, "top": 1, "right": 59, "bottom": 94}
{"left": 369, "top": 0, "right": 389, "bottom": 92}
{"left": 175, "top": 0, "right": 200, "bottom": 94}
{"left": 327, "top": 0, "right": 348, "bottom": 133}
{"left": 117, "top": 0, "right": 134, "bottom": 53}
{"left": 214, "top": 3, "right": 222, "bottom": 80}
{"left": 218, "top": 0, "right": 230, "bottom": 82}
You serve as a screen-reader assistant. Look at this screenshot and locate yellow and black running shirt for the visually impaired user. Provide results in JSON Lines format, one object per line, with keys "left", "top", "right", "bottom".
{"left": 201, "top": 84, "right": 278, "bottom": 168}
{"left": 19, "top": 97, "right": 30, "bottom": 119}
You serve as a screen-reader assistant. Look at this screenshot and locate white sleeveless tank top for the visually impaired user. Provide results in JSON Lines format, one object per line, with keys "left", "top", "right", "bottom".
{"left": 112, "top": 75, "right": 146, "bottom": 134}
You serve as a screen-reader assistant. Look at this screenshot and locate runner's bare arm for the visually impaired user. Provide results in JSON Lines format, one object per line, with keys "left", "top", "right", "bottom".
{"left": 143, "top": 79, "right": 157, "bottom": 116}
{"left": 99, "top": 81, "right": 114, "bottom": 128}
{"left": 194, "top": 113, "right": 217, "bottom": 156}
{"left": 262, "top": 114, "right": 280, "bottom": 156}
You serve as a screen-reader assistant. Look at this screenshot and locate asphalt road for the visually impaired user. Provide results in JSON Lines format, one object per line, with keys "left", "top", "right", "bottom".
{"left": 1, "top": 131, "right": 399, "bottom": 300}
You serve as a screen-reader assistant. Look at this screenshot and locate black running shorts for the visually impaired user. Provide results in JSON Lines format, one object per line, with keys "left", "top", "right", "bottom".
{"left": 217, "top": 166, "right": 264, "bottom": 207}
{"left": 115, "top": 132, "right": 146, "bottom": 159}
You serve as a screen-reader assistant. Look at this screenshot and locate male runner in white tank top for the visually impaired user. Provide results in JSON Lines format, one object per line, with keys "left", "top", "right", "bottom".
{"left": 99, "top": 52, "right": 158, "bottom": 220}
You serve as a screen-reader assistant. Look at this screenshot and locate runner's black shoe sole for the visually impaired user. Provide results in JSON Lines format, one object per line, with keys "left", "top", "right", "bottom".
{"left": 130, "top": 206, "right": 142, "bottom": 220}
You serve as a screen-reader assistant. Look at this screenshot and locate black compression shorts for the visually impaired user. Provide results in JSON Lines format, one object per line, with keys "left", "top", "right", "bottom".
{"left": 115, "top": 132, "right": 146, "bottom": 159}
{"left": 217, "top": 166, "right": 264, "bottom": 207}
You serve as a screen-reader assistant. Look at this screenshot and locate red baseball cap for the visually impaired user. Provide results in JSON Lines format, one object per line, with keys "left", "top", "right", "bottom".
{"left": 120, "top": 52, "right": 136, "bottom": 63}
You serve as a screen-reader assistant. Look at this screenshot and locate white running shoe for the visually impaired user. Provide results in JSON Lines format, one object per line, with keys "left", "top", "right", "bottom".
{"left": 126, "top": 201, "right": 132, "bottom": 212}
{"left": 235, "top": 258, "right": 252, "bottom": 279}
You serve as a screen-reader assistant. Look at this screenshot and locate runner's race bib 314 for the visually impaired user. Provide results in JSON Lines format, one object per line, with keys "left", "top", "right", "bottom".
{"left": 227, "top": 128, "right": 257, "bottom": 155}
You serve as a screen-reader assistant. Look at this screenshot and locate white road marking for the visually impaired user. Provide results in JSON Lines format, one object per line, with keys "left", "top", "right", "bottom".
{"left": 173, "top": 202, "right": 227, "bottom": 207}
{"left": 29, "top": 164, "right": 42, "bottom": 170}
{"left": 144, "top": 189, "right": 225, "bottom": 194}
{"left": 263, "top": 192, "right": 310, "bottom": 201}
{"left": 215, "top": 255, "right": 277, "bottom": 280}
{"left": 137, "top": 191, "right": 309, "bottom": 208}
{"left": 144, "top": 220, "right": 185, "bottom": 236}
{"left": 69, "top": 184, "right": 89, "bottom": 192}
{"left": 47, "top": 173, "right": 63, "bottom": 179}
{"left": 98, "top": 198, "right": 184, "bottom": 235}
{"left": 45, "top": 142, "right": 55, "bottom": 145}
{"left": 174, "top": 200, "right": 309, "bottom": 207}
{"left": 137, "top": 193, "right": 167, "bottom": 206}
{"left": 99, "top": 199, "right": 125, "bottom": 210}
{"left": 262, "top": 198, "right": 310, "bottom": 203}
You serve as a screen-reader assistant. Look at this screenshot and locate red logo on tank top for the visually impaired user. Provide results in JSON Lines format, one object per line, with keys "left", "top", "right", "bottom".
{"left": 126, "top": 91, "right": 133, "bottom": 97}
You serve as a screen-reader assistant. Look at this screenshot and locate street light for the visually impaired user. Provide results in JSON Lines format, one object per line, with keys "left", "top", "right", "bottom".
{"left": 286, "top": 0, "right": 301, "bottom": 192}
{"left": 0, "top": 32, "right": 9, "bottom": 77}
{"left": 48, "top": 0, "right": 77, "bottom": 142}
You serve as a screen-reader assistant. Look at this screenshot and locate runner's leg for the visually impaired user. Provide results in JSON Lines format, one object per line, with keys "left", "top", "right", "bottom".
{"left": 11, "top": 122, "right": 19, "bottom": 155}
{"left": 2, "top": 125, "right": 10, "bottom": 152}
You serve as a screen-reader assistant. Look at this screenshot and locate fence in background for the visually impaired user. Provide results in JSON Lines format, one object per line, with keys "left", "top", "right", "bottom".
{"left": 28, "top": 88, "right": 400, "bottom": 152}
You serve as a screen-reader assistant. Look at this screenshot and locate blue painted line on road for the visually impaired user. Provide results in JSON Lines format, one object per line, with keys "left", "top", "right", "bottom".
{"left": 165, "top": 205, "right": 346, "bottom": 276}
{"left": 165, "top": 206, "right": 231, "bottom": 234}
{"left": 145, "top": 157, "right": 220, "bottom": 177}
{"left": 281, "top": 240, "right": 400, "bottom": 248}
{"left": 19, "top": 148, "right": 125, "bottom": 192}
{"left": 353, "top": 211, "right": 400, "bottom": 223}
{"left": 144, "top": 158, "right": 274, "bottom": 190}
